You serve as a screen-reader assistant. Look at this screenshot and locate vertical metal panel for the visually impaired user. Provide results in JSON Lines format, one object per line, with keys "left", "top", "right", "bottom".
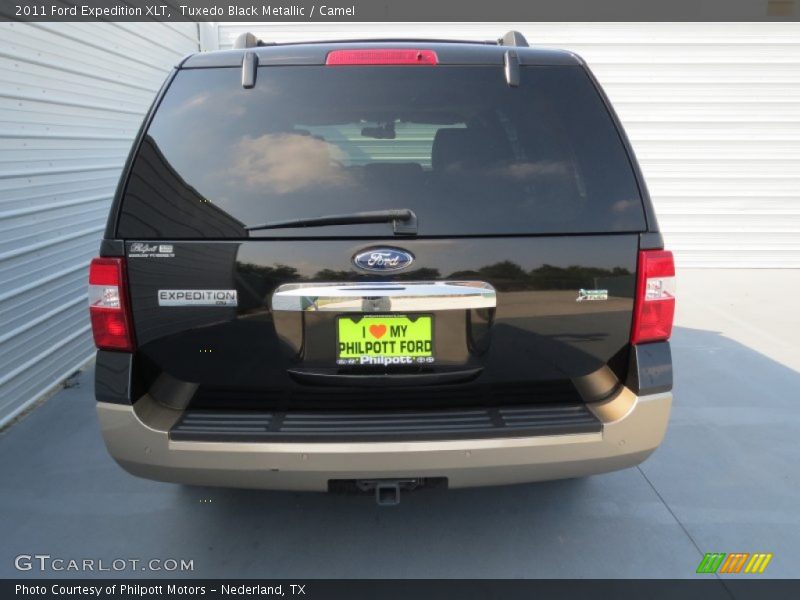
{"left": 217, "top": 22, "right": 800, "bottom": 268}
{"left": 0, "top": 22, "right": 199, "bottom": 426}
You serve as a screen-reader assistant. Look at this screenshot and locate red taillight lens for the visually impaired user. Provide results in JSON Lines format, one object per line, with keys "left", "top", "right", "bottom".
{"left": 88, "top": 257, "right": 135, "bottom": 352}
{"left": 325, "top": 49, "right": 438, "bottom": 66}
{"left": 631, "top": 250, "right": 676, "bottom": 344}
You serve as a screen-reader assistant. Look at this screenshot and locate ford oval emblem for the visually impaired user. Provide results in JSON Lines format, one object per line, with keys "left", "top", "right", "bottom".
{"left": 353, "top": 248, "right": 414, "bottom": 272}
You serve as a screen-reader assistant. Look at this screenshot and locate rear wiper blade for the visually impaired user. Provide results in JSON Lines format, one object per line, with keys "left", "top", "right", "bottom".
{"left": 245, "top": 209, "right": 417, "bottom": 235}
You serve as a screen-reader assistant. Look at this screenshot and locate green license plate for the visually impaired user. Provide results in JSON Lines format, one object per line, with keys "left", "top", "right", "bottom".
{"left": 337, "top": 314, "right": 434, "bottom": 366}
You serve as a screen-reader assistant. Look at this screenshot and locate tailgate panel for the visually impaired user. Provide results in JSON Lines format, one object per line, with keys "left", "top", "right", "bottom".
{"left": 126, "top": 235, "right": 637, "bottom": 394}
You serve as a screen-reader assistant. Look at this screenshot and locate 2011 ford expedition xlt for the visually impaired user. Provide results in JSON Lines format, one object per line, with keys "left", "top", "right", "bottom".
{"left": 90, "top": 32, "right": 675, "bottom": 504}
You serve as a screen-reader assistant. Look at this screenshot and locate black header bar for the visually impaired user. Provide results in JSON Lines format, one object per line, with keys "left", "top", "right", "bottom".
{"left": 1, "top": 0, "right": 798, "bottom": 22}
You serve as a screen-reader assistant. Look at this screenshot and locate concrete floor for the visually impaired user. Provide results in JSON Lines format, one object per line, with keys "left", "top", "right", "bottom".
{"left": 1, "top": 269, "right": 798, "bottom": 579}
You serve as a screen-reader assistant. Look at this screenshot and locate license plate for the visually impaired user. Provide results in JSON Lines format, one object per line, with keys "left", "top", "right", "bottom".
{"left": 337, "top": 314, "right": 434, "bottom": 366}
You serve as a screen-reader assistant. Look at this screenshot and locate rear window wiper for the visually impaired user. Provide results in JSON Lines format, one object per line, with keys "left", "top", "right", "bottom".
{"left": 245, "top": 209, "right": 417, "bottom": 235}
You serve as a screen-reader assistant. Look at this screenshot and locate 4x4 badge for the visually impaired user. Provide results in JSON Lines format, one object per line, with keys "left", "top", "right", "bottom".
{"left": 353, "top": 248, "right": 414, "bottom": 272}
{"left": 576, "top": 289, "right": 608, "bottom": 302}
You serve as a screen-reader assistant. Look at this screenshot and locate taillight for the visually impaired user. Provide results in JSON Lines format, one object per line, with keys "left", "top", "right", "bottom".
{"left": 631, "top": 250, "right": 676, "bottom": 344}
{"left": 88, "top": 257, "right": 135, "bottom": 352}
{"left": 325, "top": 49, "right": 438, "bottom": 66}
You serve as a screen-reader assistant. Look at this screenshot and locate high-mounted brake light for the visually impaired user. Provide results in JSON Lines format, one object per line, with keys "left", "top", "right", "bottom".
{"left": 631, "top": 250, "right": 676, "bottom": 344}
{"left": 88, "top": 257, "right": 135, "bottom": 352}
{"left": 325, "top": 49, "right": 438, "bottom": 66}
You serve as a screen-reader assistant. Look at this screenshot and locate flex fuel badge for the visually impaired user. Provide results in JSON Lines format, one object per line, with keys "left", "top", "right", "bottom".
{"left": 129, "top": 242, "right": 175, "bottom": 258}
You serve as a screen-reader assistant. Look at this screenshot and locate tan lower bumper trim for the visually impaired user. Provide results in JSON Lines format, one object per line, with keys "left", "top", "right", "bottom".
{"left": 97, "top": 389, "right": 672, "bottom": 491}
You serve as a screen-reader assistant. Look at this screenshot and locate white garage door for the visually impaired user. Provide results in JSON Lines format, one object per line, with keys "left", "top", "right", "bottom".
{"left": 217, "top": 22, "right": 800, "bottom": 269}
{"left": 0, "top": 22, "right": 200, "bottom": 425}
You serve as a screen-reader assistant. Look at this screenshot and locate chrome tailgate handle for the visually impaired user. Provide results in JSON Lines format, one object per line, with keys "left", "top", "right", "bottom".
{"left": 271, "top": 281, "right": 496, "bottom": 312}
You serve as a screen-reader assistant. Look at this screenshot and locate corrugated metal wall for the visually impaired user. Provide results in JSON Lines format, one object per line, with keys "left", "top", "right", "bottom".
{"left": 218, "top": 23, "right": 800, "bottom": 268}
{"left": 0, "top": 22, "right": 199, "bottom": 426}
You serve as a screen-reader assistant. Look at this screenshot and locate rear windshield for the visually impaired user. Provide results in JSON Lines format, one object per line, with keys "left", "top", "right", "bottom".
{"left": 117, "top": 65, "right": 646, "bottom": 238}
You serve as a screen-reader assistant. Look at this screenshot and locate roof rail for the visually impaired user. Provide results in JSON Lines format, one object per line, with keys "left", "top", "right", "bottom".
{"left": 233, "top": 32, "right": 264, "bottom": 49}
{"left": 231, "top": 31, "right": 529, "bottom": 50}
{"left": 498, "top": 30, "right": 529, "bottom": 48}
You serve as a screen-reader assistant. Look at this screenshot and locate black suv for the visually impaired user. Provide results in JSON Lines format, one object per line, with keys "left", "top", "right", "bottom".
{"left": 90, "top": 32, "right": 675, "bottom": 503}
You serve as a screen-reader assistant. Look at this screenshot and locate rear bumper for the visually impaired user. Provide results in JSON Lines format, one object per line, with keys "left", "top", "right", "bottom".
{"left": 97, "top": 387, "right": 671, "bottom": 491}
